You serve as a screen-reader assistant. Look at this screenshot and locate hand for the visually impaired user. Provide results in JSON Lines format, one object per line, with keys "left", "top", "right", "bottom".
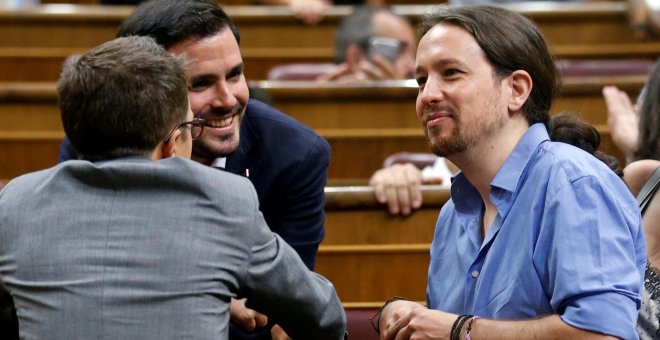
{"left": 602, "top": 86, "right": 639, "bottom": 159}
{"left": 316, "top": 63, "right": 353, "bottom": 81}
{"left": 270, "top": 324, "right": 291, "bottom": 340}
{"left": 317, "top": 56, "right": 406, "bottom": 81}
{"left": 230, "top": 298, "right": 268, "bottom": 332}
{"left": 289, "top": 0, "right": 330, "bottom": 25}
{"left": 355, "top": 54, "right": 403, "bottom": 80}
{"left": 379, "top": 300, "right": 457, "bottom": 340}
{"left": 370, "top": 163, "right": 423, "bottom": 216}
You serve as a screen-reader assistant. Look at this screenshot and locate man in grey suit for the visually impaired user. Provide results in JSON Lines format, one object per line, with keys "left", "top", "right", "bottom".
{"left": 0, "top": 36, "right": 346, "bottom": 339}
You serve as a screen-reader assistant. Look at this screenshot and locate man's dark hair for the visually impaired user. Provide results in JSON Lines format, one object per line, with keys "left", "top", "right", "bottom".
{"left": 58, "top": 36, "right": 189, "bottom": 161}
{"left": 117, "top": 0, "right": 240, "bottom": 49}
{"left": 550, "top": 112, "right": 623, "bottom": 177}
{"left": 419, "top": 5, "right": 560, "bottom": 128}
{"left": 636, "top": 58, "right": 660, "bottom": 161}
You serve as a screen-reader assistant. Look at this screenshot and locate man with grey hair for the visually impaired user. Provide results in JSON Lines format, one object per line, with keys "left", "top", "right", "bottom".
{"left": 0, "top": 35, "right": 345, "bottom": 340}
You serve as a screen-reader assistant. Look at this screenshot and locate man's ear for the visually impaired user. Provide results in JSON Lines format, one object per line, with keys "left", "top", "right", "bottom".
{"left": 160, "top": 129, "right": 182, "bottom": 159}
{"left": 345, "top": 44, "right": 367, "bottom": 70}
{"left": 507, "top": 70, "right": 533, "bottom": 114}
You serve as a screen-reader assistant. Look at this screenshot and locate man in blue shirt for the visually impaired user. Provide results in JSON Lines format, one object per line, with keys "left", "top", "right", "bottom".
{"left": 376, "top": 5, "right": 645, "bottom": 340}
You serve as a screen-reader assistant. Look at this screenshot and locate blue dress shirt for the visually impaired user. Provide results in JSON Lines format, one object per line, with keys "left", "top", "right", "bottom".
{"left": 427, "top": 123, "right": 646, "bottom": 339}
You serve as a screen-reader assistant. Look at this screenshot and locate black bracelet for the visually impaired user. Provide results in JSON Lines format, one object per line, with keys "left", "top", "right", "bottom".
{"left": 450, "top": 315, "right": 465, "bottom": 340}
{"left": 369, "top": 296, "right": 406, "bottom": 335}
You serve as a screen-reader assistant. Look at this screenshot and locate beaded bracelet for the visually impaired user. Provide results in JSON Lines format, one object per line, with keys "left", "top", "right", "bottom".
{"left": 464, "top": 316, "right": 480, "bottom": 340}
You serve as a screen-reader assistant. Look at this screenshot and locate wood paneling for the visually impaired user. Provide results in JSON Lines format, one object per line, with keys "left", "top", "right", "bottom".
{"left": 0, "top": 2, "right": 657, "bottom": 81}
{"left": 0, "top": 3, "right": 641, "bottom": 47}
{"left": 317, "top": 246, "right": 429, "bottom": 303}
{"left": 0, "top": 77, "right": 635, "bottom": 179}
{"left": 319, "top": 185, "right": 448, "bottom": 303}
{"left": 252, "top": 76, "right": 647, "bottom": 127}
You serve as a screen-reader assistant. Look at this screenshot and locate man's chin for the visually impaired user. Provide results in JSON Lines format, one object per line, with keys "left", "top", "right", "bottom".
{"left": 193, "top": 139, "right": 240, "bottom": 160}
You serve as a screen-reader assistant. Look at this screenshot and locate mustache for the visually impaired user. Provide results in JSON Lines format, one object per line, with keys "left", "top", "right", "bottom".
{"left": 422, "top": 104, "right": 455, "bottom": 118}
{"left": 196, "top": 105, "right": 244, "bottom": 119}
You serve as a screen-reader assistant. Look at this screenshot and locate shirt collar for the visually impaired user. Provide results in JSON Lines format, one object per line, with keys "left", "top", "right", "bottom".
{"left": 450, "top": 123, "right": 549, "bottom": 214}
{"left": 211, "top": 157, "right": 227, "bottom": 169}
{"left": 490, "top": 123, "right": 549, "bottom": 193}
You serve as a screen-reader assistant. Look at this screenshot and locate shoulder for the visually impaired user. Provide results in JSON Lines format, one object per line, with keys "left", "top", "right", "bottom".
{"left": 1, "top": 165, "right": 61, "bottom": 196}
{"left": 163, "top": 157, "right": 259, "bottom": 202}
{"left": 535, "top": 141, "right": 624, "bottom": 185}
{"left": 245, "top": 99, "right": 329, "bottom": 148}
{"left": 529, "top": 141, "right": 638, "bottom": 206}
{"left": 623, "top": 159, "right": 660, "bottom": 196}
{"left": 243, "top": 99, "right": 330, "bottom": 163}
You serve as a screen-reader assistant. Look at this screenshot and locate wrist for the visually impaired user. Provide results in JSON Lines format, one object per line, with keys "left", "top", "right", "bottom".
{"left": 463, "top": 316, "right": 480, "bottom": 340}
{"left": 370, "top": 296, "right": 407, "bottom": 335}
{"left": 450, "top": 314, "right": 471, "bottom": 340}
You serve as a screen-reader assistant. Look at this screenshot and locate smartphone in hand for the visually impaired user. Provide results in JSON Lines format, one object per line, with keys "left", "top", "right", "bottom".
{"left": 367, "top": 37, "right": 402, "bottom": 64}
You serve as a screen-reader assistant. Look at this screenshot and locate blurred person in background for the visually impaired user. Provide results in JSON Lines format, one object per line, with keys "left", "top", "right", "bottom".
{"left": 318, "top": 5, "right": 416, "bottom": 81}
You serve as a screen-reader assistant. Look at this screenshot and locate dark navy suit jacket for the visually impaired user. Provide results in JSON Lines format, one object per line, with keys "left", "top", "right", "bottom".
{"left": 58, "top": 99, "right": 330, "bottom": 271}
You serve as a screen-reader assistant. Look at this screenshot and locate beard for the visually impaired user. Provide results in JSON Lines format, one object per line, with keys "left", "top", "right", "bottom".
{"left": 192, "top": 132, "right": 240, "bottom": 159}
{"left": 426, "top": 122, "right": 470, "bottom": 157}
{"left": 423, "top": 104, "right": 507, "bottom": 158}
{"left": 192, "top": 104, "right": 245, "bottom": 159}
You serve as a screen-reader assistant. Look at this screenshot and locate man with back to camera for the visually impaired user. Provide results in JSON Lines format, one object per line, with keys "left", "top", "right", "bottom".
{"left": 373, "top": 5, "right": 646, "bottom": 340}
{"left": 56, "top": 1, "right": 331, "bottom": 337}
{"left": 317, "top": 5, "right": 416, "bottom": 81}
{"left": 0, "top": 35, "right": 345, "bottom": 340}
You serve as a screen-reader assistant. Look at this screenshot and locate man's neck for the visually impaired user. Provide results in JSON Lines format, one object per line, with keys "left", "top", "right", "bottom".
{"left": 449, "top": 118, "right": 529, "bottom": 215}
{"left": 192, "top": 155, "right": 214, "bottom": 166}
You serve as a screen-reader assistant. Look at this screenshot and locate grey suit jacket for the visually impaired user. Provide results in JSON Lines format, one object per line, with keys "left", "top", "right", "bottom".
{"left": 0, "top": 157, "right": 345, "bottom": 339}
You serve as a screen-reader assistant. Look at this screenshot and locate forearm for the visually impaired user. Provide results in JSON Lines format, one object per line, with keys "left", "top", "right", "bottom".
{"left": 461, "top": 315, "right": 619, "bottom": 340}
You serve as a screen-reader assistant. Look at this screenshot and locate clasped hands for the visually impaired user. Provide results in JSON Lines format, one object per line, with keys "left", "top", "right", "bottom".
{"left": 230, "top": 298, "right": 290, "bottom": 340}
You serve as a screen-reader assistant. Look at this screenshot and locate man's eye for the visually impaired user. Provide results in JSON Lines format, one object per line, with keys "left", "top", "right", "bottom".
{"left": 416, "top": 76, "right": 427, "bottom": 86}
{"left": 190, "top": 81, "right": 210, "bottom": 91}
{"left": 227, "top": 71, "right": 242, "bottom": 81}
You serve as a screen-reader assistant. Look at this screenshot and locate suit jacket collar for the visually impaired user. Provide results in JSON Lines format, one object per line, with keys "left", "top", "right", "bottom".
{"left": 225, "top": 99, "right": 260, "bottom": 175}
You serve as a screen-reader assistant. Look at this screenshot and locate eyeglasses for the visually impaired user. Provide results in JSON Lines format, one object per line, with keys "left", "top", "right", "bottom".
{"left": 163, "top": 118, "right": 205, "bottom": 143}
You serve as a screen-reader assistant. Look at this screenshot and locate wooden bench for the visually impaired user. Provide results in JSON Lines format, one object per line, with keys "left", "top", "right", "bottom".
{"left": 0, "top": 125, "right": 623, "bottom": 180}
{"left": 0, "top": 76, "right": 637, "bottom": 179}
{"left": 251, "top": 76, "right": 645, "bottom": 127}
{"left": 0, "top": 3, "right": 643, "bottom": 48}
{"left": 318, "top": 184, "right": 448, "bottom": 304}
{"left": 1, "top": 2, "right": 658, "bottom": 81}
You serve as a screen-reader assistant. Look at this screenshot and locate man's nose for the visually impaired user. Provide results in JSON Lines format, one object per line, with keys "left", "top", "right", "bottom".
{"left": 209, "top": 83, "right": 237, "bottom": 108}
{"left": 418, "top": 77, "right": 445, "bottom": 106}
